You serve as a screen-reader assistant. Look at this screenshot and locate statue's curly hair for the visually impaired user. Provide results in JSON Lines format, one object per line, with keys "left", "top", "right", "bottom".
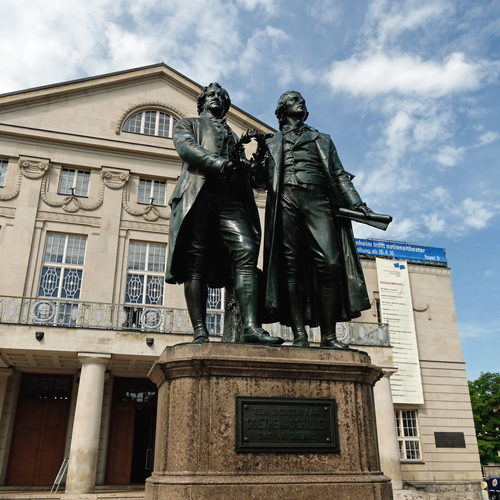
{"left": 275, "top": 90, "right": 309, "bottom": 129}
{"left": 196, "top": 82, "right": 231, "bottom": 117}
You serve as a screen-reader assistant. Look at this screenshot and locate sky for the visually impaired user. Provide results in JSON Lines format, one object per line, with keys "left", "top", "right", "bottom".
{"left": 1, "top": 0, "right": 499, "bottom": 380}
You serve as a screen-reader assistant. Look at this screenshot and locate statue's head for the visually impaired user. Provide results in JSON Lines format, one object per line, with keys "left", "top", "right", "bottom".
{"left": 275, "top": 90, "right": 309, "bottom": 129}
{"left": 197, "top": 82, "right": 231, "bottom": 118}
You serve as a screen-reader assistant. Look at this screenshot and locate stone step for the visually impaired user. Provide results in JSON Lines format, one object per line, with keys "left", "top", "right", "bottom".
{"left": 0, "top": 489, "right": 144, "bottom": 500}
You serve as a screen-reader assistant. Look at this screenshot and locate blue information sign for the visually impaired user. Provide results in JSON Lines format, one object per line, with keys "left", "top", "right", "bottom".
{"left": 355, "top": 238, "right": 447, "bottom": 264}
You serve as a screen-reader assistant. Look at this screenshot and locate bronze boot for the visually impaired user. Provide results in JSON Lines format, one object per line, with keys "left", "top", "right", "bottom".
{"left": 288, "top": 282, "right": 309, "bottom": 347}
{"left": 184, "top": 279, "right": 209, "bottom": 343}
{"left": 318, "top": 282, "right": 349, "bottom": 349}
{"left": 236, "top": 273, "right": 284, "bottom": 345}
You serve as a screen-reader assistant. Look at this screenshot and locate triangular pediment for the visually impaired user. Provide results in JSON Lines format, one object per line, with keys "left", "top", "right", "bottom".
{"left": 0, "top": 64, "right": 274, "bottom": 145}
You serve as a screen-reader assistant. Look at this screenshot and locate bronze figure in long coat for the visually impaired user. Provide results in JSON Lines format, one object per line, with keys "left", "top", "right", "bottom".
{"left": 166, "top": 82, "right": 283, "bottom": 345}
{"left": 165, "top": 111, "right": 259, "bottom": 287}
{"left": 256, "top": 91, "right": 373, "bottom": 348}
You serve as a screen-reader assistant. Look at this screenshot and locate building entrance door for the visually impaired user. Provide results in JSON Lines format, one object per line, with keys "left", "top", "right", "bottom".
{"left": 105, "top": 377, "right": 157, "bottom": 485}
{"left": 6, "top": 374, "right": 72, "bottom": 486}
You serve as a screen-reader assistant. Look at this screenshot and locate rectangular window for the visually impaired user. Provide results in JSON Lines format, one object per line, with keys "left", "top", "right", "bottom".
{"left": 143, "top": 111, "right": 156, "bottom": 136}
{"left": 158, "top": 113, "right": 169, "bottom": 138}
{"left": 58, "top": 168, "right": 90, "bottom": 196}
{"left": 125, "top": 242, "right": 166, "bottom": 305}
{"left": 138, "top": 179, "right": 166, "bottom": 206}
{"left": 395, "top": 410, "right": 422, "bottom": 461}
{"left": 0, "top": 160, "right": 7, "bottom": 187}
{"left": 39, "top": 234, "right": 87, "bottom": 299}
{"left": 206, "top": 287, "right": 224, "bottom": 336}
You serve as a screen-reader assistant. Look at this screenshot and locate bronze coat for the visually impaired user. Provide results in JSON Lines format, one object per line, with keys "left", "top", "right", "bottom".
{"left": 261, "top": 128, "right": 370, "bottom": 323}
{"left": 166, "top": 112, "right": 261, "bottom": 287}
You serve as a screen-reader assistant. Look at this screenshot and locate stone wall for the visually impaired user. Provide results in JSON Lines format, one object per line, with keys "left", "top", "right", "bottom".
{"left": 394, "top": 481, "right": 483, "bottom": 500}
{"left": 484, "top": 465, "right": 500, "bottom": 478}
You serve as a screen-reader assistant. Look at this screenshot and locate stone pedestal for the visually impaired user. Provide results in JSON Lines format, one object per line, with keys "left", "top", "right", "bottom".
{"left": 147, "top": 342, "right": 393, "bottom": 500}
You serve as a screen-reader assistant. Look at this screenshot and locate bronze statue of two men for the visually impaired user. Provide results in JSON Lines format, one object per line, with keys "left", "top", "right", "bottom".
{"left": 166, "top": 83, "right": 385, "bottom": 348}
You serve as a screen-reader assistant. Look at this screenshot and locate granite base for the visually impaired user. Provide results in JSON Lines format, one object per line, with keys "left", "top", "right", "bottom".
{"left": 146, "top": 342, "right": 393, "bottom": 500}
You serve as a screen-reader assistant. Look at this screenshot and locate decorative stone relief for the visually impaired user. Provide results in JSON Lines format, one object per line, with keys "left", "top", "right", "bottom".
{"left": 101, "top": 171, "right": 130, "bottom": 190}
{"left": 413, "top": 304, "right": 431, "bottom": 320}
{"left": 0, "top": 169, "right": 22, "bottom": 202}
{"left": 1, "top": 159, "right": 51, "bottom": 202}
{"left": 115, "top": 101, "right": 186, "bottom": 135}
{"left": 36, "top": 211, "right": 101, "bottom": 226}
{"left": 31, "top": 300, "right": 57, "bottom": 323}
{"left": 0, "top": 207, "right": 16, "bottom": 217}
{"left": 40, "top": 175, "right": 105, "bottom": 213}
{"left": 408, "top": 264, "right": 450, "bottom": 276}
{"left": 122, "top": 187, "right": 170, "bottom": 221}
{"left": 140, "top": 308, "right": 163, "bottom": 330}
{"left": 19, "top": 159, "right": 50, "bottom": 179}
{"left": 120, "top": 220, "right": 168, "bottom": 233}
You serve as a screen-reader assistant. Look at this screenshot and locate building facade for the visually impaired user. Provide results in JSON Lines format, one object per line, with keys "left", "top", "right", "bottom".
{"left": 0, "top": 64, "right": 482, "bottom": 498}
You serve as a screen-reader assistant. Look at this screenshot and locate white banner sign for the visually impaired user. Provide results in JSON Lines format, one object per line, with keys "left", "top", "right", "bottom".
{"left": 376, "top": 258, "right": 423, "bottom": 404}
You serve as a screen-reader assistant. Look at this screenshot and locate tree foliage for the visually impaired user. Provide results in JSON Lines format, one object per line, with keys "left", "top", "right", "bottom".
{"left": 469, "top": 372, "right": 500, "bottom": 465}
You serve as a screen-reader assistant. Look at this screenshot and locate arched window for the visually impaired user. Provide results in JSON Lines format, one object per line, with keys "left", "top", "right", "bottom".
{"left": 122, "top": 111, "right": 177, "bottom": 138}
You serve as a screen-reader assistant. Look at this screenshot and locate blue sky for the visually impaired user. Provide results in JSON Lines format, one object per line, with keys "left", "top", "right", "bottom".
{"left": 2, "top": 0, "right": 499, "bottom": 380}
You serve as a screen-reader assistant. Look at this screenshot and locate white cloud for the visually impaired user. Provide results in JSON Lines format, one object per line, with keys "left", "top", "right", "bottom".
{"left": 326, "top": 52, "right": 489, "bottom": 97}
{"left": 477, "top": 131, "right": 500, "bottom": 146}
{"left": 240, "top": 26, "right": 288, "bottom": 65}
{"left": 0, "top": 0, "right": 285, "bottom": 94}
{"left": 236, "top": 0, "right": 278, "bottom": 15}
{"left": 364, "top": 0, "right": 452, "bottom": 47}
{"left": 308, "top": 0, "right": 344, "bottom": 26}
{"left": 385, "top": 217, "right": 421, "bottom": 240}
{"left": 320, "top": 0, "right": 500, "bottom": 244}
{"left": 462, "top": 198, "right": 496, "bottom": 230}
{"left": 435, "top": 145, "right": 466, "bottom": 167}
{"left": 424, "top": 213, "right": 446, "bottom": 233}
{"left": 385, "top": 110, "right": 413, "bottom": 160}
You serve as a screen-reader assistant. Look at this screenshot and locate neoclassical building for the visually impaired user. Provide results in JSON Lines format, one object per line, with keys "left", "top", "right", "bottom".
{"left": 0, "top": 64, "right": 482, "bottom": 499}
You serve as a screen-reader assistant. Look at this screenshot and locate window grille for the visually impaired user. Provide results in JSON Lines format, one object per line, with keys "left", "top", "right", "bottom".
{"left": 39, "top": 234, "right": 86, "bottom": 299}
{"left": 38, "top": 234, "right": 87, "bottom": 326}
{"left": 125, "top": 242, "right": 166, "bottom": 306}
{"left": 395, "top": 410, "right": 422, "bottom": 460}
{"left": 0, "top": 160, "right": 7, "bottom": 187}
{"left": 123, "top": 111, "right": 177, "bottom": 138}
{"left": 138, "top": 179, "right": 166, "bottom": 206}
{"left": 206, "top": 287, "right": 224, "bottom": 336}
{"left": 58, "top": 168, "right": 90, "bottom": 196}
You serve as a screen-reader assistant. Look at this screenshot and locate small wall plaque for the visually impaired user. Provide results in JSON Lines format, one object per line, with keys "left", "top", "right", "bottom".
{"left": 236, "top": 397, "right": 339, "bottom": 453}
{"left": 434, "top": 432, "right": 466, "bottom": 448}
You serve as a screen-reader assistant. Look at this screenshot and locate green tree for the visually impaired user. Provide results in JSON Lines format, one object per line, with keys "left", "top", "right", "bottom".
{"left": 468, "top": 372, "right": 500, "bottom": 465}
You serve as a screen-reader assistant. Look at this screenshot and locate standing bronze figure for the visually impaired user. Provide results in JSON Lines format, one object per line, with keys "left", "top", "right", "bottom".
{"left": 166, "top": 83, "right": 283, "bottom": 345}
{"left": 256, "top": 91, "right": 385, "bottom": 348}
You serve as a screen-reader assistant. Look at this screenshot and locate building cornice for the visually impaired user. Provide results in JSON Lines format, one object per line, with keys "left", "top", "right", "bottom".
{"left": 0, "top": 123, "right": 180, "bottom": 161}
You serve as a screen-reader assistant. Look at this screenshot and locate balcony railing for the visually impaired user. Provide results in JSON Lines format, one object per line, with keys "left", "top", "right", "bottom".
{"left": 278, "top": 322, "right": 390, "bottom": 346}
{"left": 0, "top": 295, "right": 390, "bottom": 347}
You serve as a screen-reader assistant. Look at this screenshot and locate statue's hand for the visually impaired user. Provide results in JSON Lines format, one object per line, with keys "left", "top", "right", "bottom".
{"left": 353, "top": 202, "right": 374, "bottom": 217}
{"left": 220, "top": 160, "right": 235, "bottom": 180}
{"left": 237, "top": 159, "right": 251, "bottom": 172}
